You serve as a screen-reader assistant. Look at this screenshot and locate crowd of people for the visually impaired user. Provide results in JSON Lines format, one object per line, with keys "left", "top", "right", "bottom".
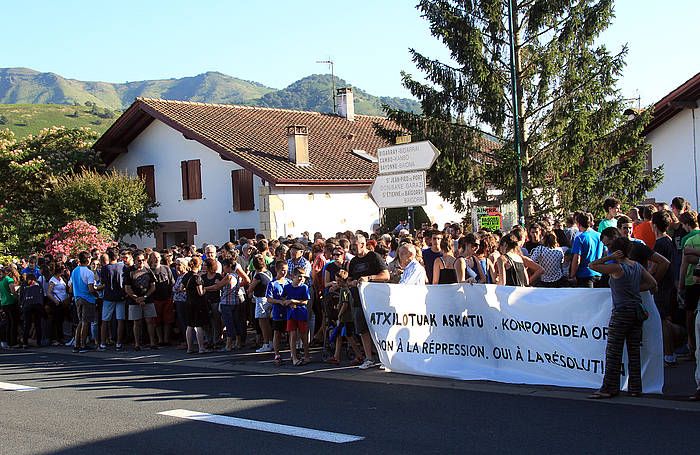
{"left": 1, "top": 195, "right": 699, "bottom": 399}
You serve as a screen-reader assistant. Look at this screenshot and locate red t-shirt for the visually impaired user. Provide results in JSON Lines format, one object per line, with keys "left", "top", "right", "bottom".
{"left": 633, "top": 221, "right": 656, "bottom": 249}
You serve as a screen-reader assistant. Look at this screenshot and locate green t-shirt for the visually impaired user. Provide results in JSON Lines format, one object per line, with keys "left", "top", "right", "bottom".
{"left": 598, "top": 218, "right": 617, "bottom": 233}
{"left": 0, "top": 275, "right": 17, "bottom": 306}
{"left": 684, "top": 233, "right": 700, "bottom": 286}
{"left": 681, "top": 229, "right": 700, "bottom": 249}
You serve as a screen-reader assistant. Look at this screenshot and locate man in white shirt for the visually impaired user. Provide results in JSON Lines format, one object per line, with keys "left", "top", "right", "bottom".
{"left": 398, "top": 244, "right": 427, "bottom": 285}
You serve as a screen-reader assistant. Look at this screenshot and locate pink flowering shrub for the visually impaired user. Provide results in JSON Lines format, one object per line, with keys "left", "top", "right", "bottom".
{"left": 45, "top": 220, "right": 115, "bottom": 257}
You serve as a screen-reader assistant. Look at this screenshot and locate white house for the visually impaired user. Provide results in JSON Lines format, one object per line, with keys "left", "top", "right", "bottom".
{"left": 94, "top": 89, "right": 468, "bottom": 248}
{"left": 643, "top": 71, "right": 700, "bottom": 207}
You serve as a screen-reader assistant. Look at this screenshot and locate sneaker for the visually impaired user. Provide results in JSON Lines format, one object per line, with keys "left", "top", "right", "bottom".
{"left": 115, "top": 344, "right": 123, "bottom": 352}
{"left": 79, "top": 346, "right": 90, "bottom": 353}
{"left": 98, "top": 344, "right": 107, "bottom": 352}
{"left": 65, "top": 338, "right": 75, "bottom": 347}
{"left": 256, "top": 343, "right": 273, "bottom": 353}
{"left": 0, "top": 342, "right": 9, "bottom": 349}
{"left": 72, "top": 347, "right": 80, "bottom": 353}
{"left": 358, "top": 359, "right": 375, "bottom": 370}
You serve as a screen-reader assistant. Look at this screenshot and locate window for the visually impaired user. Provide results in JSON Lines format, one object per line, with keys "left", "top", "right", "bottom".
{"left": 238, "top": 228, "right": 256, "bottom": 240}
{"left": 232, "top": 169, "right": 255, "bottom": 211}
{"left": 136, "top": 165, "right": 155, "bottom": 202}
{"left": 181, "top": 159, "right": 202, "bottom": 200}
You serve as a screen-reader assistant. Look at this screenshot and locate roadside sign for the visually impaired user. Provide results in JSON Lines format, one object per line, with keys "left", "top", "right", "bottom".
{"left": 368, "top": 171, "right": 427, "bottom": 209}
{"left": 377, "top": 140, "right": 440, "bottom": 174}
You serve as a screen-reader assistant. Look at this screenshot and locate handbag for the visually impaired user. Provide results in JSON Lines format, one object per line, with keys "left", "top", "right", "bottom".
{"left": 635, "top": 302, "right": 649, "bottom": 322}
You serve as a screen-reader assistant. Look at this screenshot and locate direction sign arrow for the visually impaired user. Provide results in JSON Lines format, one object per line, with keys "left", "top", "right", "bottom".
{"left": 377, "top": 140, "right": 440, "bottom": 175}
{"left": 368, "top": 170, "right": 427, "bottom": 209}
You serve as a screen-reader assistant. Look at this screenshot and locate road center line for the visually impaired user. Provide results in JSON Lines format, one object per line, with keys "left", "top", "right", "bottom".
{"left": 0, "top": 381, "right": 38, "bottom": 391}
{"left": 158, "top": 409, "right": 364, "bottom": 444}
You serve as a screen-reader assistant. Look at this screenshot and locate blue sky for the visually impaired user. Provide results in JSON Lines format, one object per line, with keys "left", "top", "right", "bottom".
{"left": 4, "top": 0, "right": 697, "bottom": 106}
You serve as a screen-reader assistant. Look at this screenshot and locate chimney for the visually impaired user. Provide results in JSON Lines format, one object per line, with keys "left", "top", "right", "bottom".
{"left": 287, "top": 125, "right": 309, "bottom": 165}
{"left": 336, "top": 87, "right": 355, "bottom": 121}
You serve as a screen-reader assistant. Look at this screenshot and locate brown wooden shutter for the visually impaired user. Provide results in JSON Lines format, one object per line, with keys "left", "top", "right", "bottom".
{"left": 180, "top": 161, "right": 188, "bottom": 199}
{"left": 232, "top": 169, "right": 254, "bottom": 211}
{"left": 232, "top": 170, "right": 241, "bottom": 211}
{"left": 137, "top": 165, "right": 155, "bottom": 202}
{"left": 187, "top": 159, "right": 202, "bottom": 199}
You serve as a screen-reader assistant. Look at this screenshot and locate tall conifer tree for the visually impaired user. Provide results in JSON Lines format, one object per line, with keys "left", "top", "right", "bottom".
{"left": 383, "top": 0, "right": 662, "bottom": 216}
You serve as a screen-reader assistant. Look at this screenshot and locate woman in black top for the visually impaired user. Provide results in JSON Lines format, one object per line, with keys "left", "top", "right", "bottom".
{"left": 202, "top": 258, "right": 223, "bottom": 348}
{"left": 183, "top": 257, "right": 208, "bottom": 354}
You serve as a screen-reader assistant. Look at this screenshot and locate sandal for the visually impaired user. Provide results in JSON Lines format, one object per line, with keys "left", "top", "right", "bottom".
{"left": 293, "top": 358, "right": 303, "bottom": 366}
{"left": 325, "top": 357, "right": 340, "bottom": 365}
{"left": 588, "top": 390, "right": 618, "bottom": 399}
{"left": 274, "top": 355, "right": 282, "bottom": 366}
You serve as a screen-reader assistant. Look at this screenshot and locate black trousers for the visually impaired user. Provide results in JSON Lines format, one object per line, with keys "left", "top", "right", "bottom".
{"left": 601, "top": 307, "right": 643, "bottom": 394}
{"left": 2, "top": 303, "right": 20, "bottom": 346}
{"left": 22, "top": 303, "right": 44, "bottom": 346}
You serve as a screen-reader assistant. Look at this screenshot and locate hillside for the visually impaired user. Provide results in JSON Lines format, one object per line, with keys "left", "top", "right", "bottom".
{"left": 0, "top": 104, "right": 117, "bottom": 139}
{"left": 0, "top": 67, "right": 420, "bottom": 116}
{"left": 0, "top": 68, "right": 274, "bottom": 109}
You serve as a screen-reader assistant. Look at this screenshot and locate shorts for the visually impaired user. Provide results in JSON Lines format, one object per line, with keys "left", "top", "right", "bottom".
{"left": 349, "top": 288, "right": 369, "bottom": 334}
{"left": 286, "top": 319, "right": 308, "bottom": 332}
{"left": 685, "top": 284, "right": 700, "bottom": 312}
{"left": 76, "top": 298, "right": 97, "bottom": 324}
{"left": 254, "top": 296, "right": 272, "bottom": 319}
{"left": 128, "top": 303, "right": 157, "bottom": 321}
{"left": 272, "top": 319, "right": 287, "bottom": 332}
{"left": 102, "top": 300, "right": 126, "bottom": 321}
{"left": 153, "top": 299, "right": 175, "bottom": 324}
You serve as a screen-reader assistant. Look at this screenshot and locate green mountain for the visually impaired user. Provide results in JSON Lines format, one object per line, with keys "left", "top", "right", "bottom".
{"left": 0, "top": 68, "right": 274, "bottom": 109}
{"left": 0, "top": 67, "right": 420, "bottom": 116}
{"left": 257, "top": 74, "right": 421, "bottom": 115}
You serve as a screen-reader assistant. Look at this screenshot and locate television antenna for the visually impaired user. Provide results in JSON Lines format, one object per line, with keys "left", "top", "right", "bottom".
{"left": 316, "top": 58, "right": 336, "bottom": 114}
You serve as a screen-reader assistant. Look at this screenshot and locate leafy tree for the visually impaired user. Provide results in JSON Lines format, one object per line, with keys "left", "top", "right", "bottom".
{"left": 0, "top": 127, "right": 154, "bottom": 254}
{"left": 43, "top": 170, "right": 159, "bottom": 241}
{"left": 383, "top": 0, "right": 662, "bottom": 217}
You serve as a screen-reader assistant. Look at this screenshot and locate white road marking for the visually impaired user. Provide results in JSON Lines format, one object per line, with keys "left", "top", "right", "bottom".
{"left": 0, "top": 381, "right": 38, "bottom": 391}
{"left": 158, "top": 409, "right": 364, "bottom": 444}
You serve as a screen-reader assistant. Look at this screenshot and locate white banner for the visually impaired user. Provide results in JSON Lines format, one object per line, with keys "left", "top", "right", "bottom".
{"left": 359, "top": 283, "right": 663, "bottom": 393}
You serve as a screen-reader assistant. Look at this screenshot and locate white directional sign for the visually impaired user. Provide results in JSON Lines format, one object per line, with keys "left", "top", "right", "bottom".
{"left": 377, "top": 140, "right": 440, "bottom": 174}
{"left": 368, "top": 170, "right": 427, "bottom": 209}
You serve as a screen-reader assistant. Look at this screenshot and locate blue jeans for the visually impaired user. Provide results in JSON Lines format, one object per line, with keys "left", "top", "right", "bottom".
{"left": 220, "top": 305, "right": 244, "bottom": 339}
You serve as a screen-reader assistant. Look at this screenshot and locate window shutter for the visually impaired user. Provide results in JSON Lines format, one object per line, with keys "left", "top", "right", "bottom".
{"left": 232, "top": 169, "right": 254, "bottom": 211}
{"left": 137, "top": 165, "right": 155, "bottom": 202}
{"left": 232, "top": 170, "right": 241, "bottom": 211}
{"left": 238, "top": 228, "right": 256, "bottom": 240}
{"left": 181, "top": 161, "right": 188, "bottom": 200}
{"left": 187, "top": 159, "right": 202, "bottom": 199}
{"left": 240, "top": 169, "right": 254, "bottom": 211}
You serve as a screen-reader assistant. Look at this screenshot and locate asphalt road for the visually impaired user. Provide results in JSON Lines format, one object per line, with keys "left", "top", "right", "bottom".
{"left": 1, "top": 347, "right": 699, "bottom": 455}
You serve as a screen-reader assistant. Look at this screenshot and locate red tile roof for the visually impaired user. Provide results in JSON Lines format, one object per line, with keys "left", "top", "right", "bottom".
{"left": 645, "top": 71, "right": 700, "bottom": 134}
{"left": 95, "top": 98, "right": 401, "bottom": 185}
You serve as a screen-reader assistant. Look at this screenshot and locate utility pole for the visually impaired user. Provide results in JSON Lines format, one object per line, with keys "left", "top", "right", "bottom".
{"left": 507, "top": 0, "right": 525, "bottom": 225}
{"left": 316, "top": 59, "right": 336, "bottom": 114}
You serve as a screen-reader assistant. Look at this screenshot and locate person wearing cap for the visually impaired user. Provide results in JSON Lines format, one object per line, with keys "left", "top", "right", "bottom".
{"left": 287, "top": 242, "right": 312, "bottom": 278}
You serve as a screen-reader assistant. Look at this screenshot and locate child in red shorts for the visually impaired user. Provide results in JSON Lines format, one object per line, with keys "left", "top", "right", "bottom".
{"left": 283, "top": 267, "right": 311, "bottom": 366}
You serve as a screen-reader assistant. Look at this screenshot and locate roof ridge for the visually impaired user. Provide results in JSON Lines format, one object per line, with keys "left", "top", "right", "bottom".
{"left": 135, "top": 97, "right": 391, "bottom": 119}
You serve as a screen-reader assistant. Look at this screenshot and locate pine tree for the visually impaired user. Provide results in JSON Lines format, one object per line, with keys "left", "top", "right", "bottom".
{"left": 383, "top": 0, "right": 662, "bottom": 217}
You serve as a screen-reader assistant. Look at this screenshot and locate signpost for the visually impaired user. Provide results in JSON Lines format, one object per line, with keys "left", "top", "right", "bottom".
{"left": 370, "top": 140, "right": 440, "bottom": 213}
{"left": 376, "top": 140, "right": 440, "bottom": 175}
{"left": 368, "top": 171, "right": 427, "bottom": 209}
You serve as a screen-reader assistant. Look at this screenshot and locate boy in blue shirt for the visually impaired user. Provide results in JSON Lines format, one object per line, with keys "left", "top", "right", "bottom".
{"left": 282, "top": 267, "right": 311, "bottom": 366}
{"left": 266, "top": 261, "right": 291, "bottom": 366}
{"left": 569, "top": 212, "right": 604, "bottom": 287}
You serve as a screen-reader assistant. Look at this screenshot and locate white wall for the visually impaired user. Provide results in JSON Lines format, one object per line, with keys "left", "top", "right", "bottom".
{"left": 271, "top": 186, "right": 380, "bottom": 237}
{"left": 109, "top": 120, "right": 263, "bottom": 247}
{"left": 270, "top": 186, "right": 467, "bottom": 238}
{"left": 647, "top": 104, "right": 700, "bottom": 208}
